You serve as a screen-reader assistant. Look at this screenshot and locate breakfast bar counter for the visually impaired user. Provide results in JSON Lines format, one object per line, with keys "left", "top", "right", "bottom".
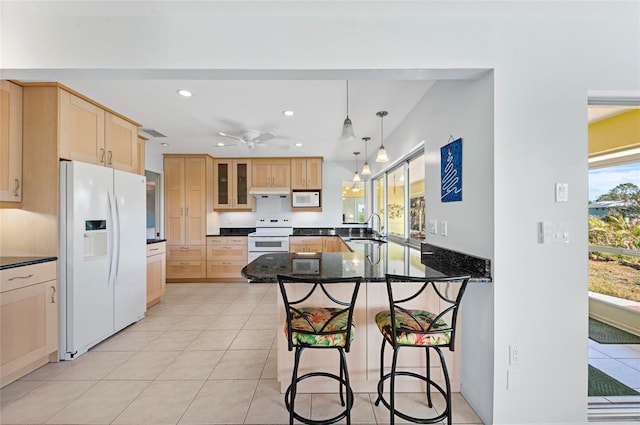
{"left": 242, "top": 241, "right": 491, "bottom": 394}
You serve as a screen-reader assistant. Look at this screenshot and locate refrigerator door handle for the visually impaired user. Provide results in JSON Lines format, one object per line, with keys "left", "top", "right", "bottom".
{"left": 114, "top": 193, "right": 121, "bottom": 282}
{"left": 107, "top": 191, "right": 116, "bottom": 286}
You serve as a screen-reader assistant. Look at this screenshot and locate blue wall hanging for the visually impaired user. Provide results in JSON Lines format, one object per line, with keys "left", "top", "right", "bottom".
{"left": 440, "top": 137, "right": 463, "bottom": 202}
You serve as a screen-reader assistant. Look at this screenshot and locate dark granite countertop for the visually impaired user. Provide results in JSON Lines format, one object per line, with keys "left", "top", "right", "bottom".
{"left": 146, "top": 238, "right": 166, "bottom": 244}
{"left": 242, "top": 240, "right": 491, "bottom": 283}
{"left": 0, "top": 256, "right": 58, "bottom": 270}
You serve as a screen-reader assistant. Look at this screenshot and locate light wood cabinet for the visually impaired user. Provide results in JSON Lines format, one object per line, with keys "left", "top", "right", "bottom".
{"left": 58, "top": 88, "right": 140, "bottom": 173}
{"left": 252, "top": 158, "right": 291, "bottom": 188}
{"left": 291, "top": 157, "right": 323, "bottom": 190}
{"left": 323, "top": 236, "right": 350, "bottom": 252}
{"left": 0, "top": 81, "right": 23, "bottom": 204}
{"left": 213, "top": 158, "right": 252, "bottom": 210}
{"left": 146, "top": 242, "right": 166, "bottom": 308}
{"left": 1, "top": 261, "right": 58, "bottom": 388}
{"left": 164, "top": 155, "right": 212, "bottom": 281}
{"left": 137, "top": 135, "right": 147, "bottom": 175}
{"left": 289, "top": 236, "right": 324, "bottom": 253}
{"left": 206, "top": 236, "right": 248, "bottom": 280}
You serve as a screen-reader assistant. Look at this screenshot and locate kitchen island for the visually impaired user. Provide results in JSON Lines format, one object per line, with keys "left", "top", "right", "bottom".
{"left": 242, "top": 240, "right": 490, "bottom": 393}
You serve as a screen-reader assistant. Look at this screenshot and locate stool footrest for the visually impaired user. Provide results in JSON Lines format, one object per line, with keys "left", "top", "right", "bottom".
{"left": 285, "top": 371, "right": 354, "bottom": 425}
{"left": 376, "top": 371, "right": 448, "bottom": 424}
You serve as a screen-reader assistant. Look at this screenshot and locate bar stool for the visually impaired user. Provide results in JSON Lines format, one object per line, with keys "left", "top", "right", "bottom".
{"left": 277, "top": 274, "right": 362, "bottom": 425}
{"left": 374, "top": 274, "right": 470, "bottom": 425}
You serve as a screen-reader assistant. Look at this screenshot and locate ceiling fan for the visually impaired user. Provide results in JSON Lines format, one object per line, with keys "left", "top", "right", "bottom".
{"left": 215, "top": 129, "right": 277, "bottom": 149}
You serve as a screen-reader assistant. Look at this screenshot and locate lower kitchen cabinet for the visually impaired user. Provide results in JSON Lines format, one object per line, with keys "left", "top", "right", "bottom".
{"left": 289, "top": 236, "right": 324, "bottom": 253}
{"left": 146, "top": 242, "right": 166, "bottom": 307}
{"left": 0, "top": 261, "right": 58, "bottom": 388}
{"left": 166, "top": 245, "right": 206, "bottom": 280}
{"left": 207, "top": 236, "right": 247, "bottom": 281}
{"left": 323, "top": 236, "right": 350, "bottom": 252}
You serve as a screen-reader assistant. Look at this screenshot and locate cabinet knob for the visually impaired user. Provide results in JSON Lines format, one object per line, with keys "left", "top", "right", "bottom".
{"left": 99, "top": 148, "right": 105, "bottom": 163}
{"left": 107, "top": 150, "right": 113, "bottom": 165}
{"left": 13, "top": 179, "right": 20, "bottom": 197}
{"left": 50, "top": 285, "right": 56, "bottom": 303}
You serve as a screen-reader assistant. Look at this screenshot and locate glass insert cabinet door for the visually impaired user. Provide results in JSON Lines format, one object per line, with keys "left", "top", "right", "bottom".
{"left": 213, "top": 159, "right": 252, "bottom": 210}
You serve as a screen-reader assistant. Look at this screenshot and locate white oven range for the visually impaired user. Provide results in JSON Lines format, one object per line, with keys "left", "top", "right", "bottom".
{"left": 247, "top": 217, "right": 293, "bottom": 262}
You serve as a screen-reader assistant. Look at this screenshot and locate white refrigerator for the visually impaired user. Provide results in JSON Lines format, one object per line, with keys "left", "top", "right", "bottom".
{"left": 59, "top": 160, "right": 146, "bottom": 360}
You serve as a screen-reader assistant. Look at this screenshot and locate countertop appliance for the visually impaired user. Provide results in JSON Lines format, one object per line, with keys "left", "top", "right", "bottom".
{"left": 59, "top": 161, "right": 146, "bottom": 360}
{"left": 247, "top": 217, "right": 293, "bottom": 262}
{"left": 292, "top": 191, "right": 320, "bottom": 208}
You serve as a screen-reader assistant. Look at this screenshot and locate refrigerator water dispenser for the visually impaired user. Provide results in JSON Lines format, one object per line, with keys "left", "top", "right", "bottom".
{"left": 84, "top": 220, "right": 107, "bottom": 259}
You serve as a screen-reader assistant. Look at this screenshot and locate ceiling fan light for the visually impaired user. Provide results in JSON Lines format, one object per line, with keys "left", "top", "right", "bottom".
{"left": 376, "top": 146, "right": 389, "bottom": 162}
{"left": 341, "top": 117, "right": 356, "bottom": 142}
{"left": 361, "top": 162, "right": 371, "bottom": 176}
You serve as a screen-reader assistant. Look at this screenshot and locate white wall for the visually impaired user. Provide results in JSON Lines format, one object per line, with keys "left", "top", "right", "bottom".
{"left": 3, "top": 2, "right": 639, "bottom": 424}
{"left": 380, "top": 76, "right": 495, "bottom": 420}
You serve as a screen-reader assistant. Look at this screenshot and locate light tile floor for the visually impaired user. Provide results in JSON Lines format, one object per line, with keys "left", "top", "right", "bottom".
{"left": 1, "top": 282, "right": 639, "bottom": 425}
{"left": 587, "top": 338, "right": 640, "bottom": 414}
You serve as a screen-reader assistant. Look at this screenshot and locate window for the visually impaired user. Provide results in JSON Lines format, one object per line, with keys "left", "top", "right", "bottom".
{"left": 409, "top": 154, "right": 426, "bottom": 243}
{"left": 342, "top": 181, "right": 366, "bottom": 223}
{"left": 387, "top": 165, "right": 406, "bottom": 239}
{"left": 372, "top": 148, "right": 425, "bottom": 245}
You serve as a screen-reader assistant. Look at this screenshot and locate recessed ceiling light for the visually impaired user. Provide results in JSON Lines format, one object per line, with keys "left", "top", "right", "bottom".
{"left": 177, "top": 89, "right": 192, "bottom": 97}
{"left": 216, "top": 142, "right": 225, "bottom": 147}
{"left": 160, "top": 142, "right": 169, "bottom": 147}
{"left": 294, "top": 142, "right": 303, "bottom": 147}
{"left": 283, "top": 110, "right": 294, "bottom": 116}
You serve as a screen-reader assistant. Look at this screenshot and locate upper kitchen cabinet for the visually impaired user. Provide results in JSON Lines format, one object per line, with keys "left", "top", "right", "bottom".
{"left": 104, "top": 112, "right": 139, "bottom": 174}
{"left": 252, "top": 158, "right": 291, "bottom": 188}
{"left": 0, "top": 81, "right": 23, "bottom": 204}
{"left": 291, "top": 157, "right": 323, "bottom": 190}
{"left": 213, "top": 158, "right": 252, "bottom": 211}
{"left": 137, "top": 134, "right": 147, "bottom": 175}
{"left": 58, "top": 88, "right": 140, "bottom": 174}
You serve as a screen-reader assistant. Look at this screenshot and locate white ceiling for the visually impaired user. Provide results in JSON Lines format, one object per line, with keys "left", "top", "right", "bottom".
{"left": 55, "top": 78, "right": 437, "bottom": 162}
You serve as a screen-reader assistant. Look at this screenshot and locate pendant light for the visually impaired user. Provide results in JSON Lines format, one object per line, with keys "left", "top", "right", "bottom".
{"left": 340, "top": 81, "right": 356, "bottom": 142}
{"left": 352, "top": 152, "right": 361, "bottom": 182}
{"left": 375, "top": 111, "right": 389, "bottom": 162}
{"left": 361, "top": 137, "right": 371, "bottom": 176}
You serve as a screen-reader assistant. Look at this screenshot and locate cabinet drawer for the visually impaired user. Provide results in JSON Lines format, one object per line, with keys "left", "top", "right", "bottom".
{"left": 206, "top": 261, "right": 246, "bottom": 279}
{"left": 166, "top": 245, "right": 205, "bottom": 262}
{"left": 166, "top": 261, "right": 205, "bottom": 279}
{"left": 290, "top": 237, "right": 322, "bottom": 244}
{"left": 207, "top": 245, "right": 247, "bottom": 261}
{"left": 207, "top": 236, "right": 247, "bottom": 246}
{"left": 146, "top": 242, "right": 166, "bottom": 256}
{"left": 0, "top": 261, "right": 57, "bottom": 293}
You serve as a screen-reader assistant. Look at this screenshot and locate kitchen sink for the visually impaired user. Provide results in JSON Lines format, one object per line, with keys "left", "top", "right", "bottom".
{"left": 350, "top": 238, "right": 386, "bottom": 245}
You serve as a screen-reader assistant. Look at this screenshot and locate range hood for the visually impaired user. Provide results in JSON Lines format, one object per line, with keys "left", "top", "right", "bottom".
{"left": 249, "top": 187, "right": 290, "bottom": 197}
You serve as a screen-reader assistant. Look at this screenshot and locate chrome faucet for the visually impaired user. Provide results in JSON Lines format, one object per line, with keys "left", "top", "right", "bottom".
{"left": 366, "top": 212, "right": 384, "bottom": 237}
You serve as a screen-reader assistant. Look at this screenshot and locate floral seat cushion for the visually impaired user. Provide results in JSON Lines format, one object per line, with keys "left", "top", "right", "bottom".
{"left": 286, "top": 307, "right": 355, "bottom": 347}
{"left": 375, "top": 309, "right": 451, "bottom": 346}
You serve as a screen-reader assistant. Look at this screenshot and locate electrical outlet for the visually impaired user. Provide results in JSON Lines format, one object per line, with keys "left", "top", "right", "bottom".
{"left": 509, "top": 345, "right": 519, "bottom": 365}
{"left": 429, "top": 219, "right": 438, "bottom": 234}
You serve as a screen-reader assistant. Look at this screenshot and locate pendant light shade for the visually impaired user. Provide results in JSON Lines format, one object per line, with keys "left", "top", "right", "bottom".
{"left": 353, "top": 152, "right": 361, "bottom": 182}
{"left": 361, "top": 137, "right": 372, "bottom": 176}
{"left": 375, "top": 111, "right": 389, "bottom": 162}
{"left": 340, "top": 81, "right": 356, "bottom": 142}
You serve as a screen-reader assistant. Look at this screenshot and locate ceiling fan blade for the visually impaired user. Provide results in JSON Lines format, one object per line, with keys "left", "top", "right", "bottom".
{"left": 218, "top": 132, "right": 244, "bottom": 143}
{"left": 255, "top": 132, "right": 275, "bottom": 143}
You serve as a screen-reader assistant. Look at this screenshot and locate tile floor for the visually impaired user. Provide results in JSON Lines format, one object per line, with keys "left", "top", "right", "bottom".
{"left": 587, "top": 338, "right": 640, "bottom": 414}
{"left": 1, "top": 282, "right": 638, "bottom": 425}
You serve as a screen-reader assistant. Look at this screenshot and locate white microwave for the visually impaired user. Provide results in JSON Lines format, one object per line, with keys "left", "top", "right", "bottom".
{"left": 292, "top": 191, "right": 320, "bottom": 208}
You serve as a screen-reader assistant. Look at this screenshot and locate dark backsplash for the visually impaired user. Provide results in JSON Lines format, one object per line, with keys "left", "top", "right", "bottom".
{"left": 220, "top": 227, "right": 256, "bottom": 236}
{"left": 420, "top": 243, "right": 492, "bottom": 279}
